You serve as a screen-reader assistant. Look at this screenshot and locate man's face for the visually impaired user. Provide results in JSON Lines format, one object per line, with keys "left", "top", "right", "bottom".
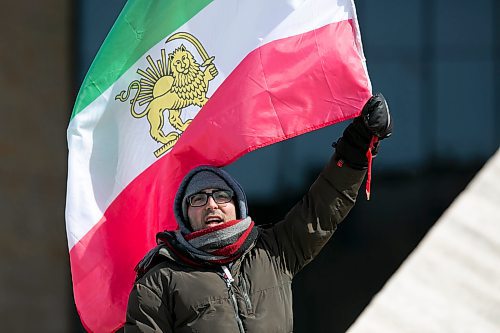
{"left": 187, "top": 188, "right": 237, "bottom": 231}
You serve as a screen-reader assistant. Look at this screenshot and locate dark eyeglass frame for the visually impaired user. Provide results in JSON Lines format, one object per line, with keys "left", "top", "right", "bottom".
{"left": 187, "top": 190, "right": 234, "bottom": 207}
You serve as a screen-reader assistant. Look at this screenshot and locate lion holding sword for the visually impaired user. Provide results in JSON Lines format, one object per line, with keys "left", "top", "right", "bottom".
{"left": 116, "top": 32, "right": 218, "bottom": 158}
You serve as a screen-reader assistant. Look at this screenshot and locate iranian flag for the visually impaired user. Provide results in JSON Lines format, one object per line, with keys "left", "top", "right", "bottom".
{"left": 66, "top": 0, "right": 372, "bottom": 331}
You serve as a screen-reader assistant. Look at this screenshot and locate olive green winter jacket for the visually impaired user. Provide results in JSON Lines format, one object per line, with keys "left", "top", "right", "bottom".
{"left": 124, "top": 156, "right": 366, "bottom": 332}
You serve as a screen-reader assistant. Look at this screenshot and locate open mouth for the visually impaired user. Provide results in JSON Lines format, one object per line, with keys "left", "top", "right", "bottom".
{"left": 205, "top": 216, "right": 224, "bottom": 225}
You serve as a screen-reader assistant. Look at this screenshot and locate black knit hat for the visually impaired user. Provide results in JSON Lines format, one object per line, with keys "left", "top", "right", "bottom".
{"left": 174, "top": 166, "right": 248, "bottom": 233}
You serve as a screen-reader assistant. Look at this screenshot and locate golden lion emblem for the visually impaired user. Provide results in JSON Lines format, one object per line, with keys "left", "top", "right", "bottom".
{"left": 116, "top": 32, "right": 218, "bottom": 157}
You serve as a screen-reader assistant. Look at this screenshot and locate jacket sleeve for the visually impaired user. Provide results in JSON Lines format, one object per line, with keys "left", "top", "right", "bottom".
{"left": 268, "top": 154, "right": 366, "bottom": 276}
{"left": 124, "top": 282, "right": 173, "bottom": 333}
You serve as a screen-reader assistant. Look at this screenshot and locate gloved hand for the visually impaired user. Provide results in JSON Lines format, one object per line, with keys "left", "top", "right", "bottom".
{"left": 334, "top": 93, "right": 392, "bottom": 169}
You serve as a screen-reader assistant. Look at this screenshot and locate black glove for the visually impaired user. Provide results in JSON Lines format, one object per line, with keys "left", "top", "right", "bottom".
{"left": 334, "top": 93, "right": 392, "bottom": 169}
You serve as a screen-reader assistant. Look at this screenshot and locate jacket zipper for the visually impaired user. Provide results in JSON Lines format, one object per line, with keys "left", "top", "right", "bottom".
{"left": 221, "top": 266, "right": 245, "bottom": 333}
{"left": 240, "top": 277, "right": 253, "bottom": 314}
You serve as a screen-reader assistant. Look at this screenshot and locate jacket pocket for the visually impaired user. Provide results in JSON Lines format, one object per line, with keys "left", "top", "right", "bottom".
{"left": 185, "top": 302, "right": 216, "bottom": 327}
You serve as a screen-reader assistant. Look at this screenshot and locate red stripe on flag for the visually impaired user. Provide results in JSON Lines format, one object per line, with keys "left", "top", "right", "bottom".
{"left": 70, "top": 20, "right": 371, "bottom": 332}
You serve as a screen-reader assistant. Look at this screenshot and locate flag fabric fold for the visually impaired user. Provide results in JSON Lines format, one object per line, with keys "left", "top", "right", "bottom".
{"left": 66, "top": 0, "right": 371, "bottom": 331}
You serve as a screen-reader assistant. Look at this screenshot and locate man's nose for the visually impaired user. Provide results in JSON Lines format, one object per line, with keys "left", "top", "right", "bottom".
{"left": 205, "top": 196, "right": 218, "bottom": 209}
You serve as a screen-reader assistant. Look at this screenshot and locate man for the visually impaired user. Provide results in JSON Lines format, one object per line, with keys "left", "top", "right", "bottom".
{"left": 125, "top": 94, "right": 392, "bottom": 332}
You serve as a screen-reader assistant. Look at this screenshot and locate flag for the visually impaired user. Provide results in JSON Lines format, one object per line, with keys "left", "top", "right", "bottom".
{"left": 66, "top": 0, "right": 372, "bottom": 331}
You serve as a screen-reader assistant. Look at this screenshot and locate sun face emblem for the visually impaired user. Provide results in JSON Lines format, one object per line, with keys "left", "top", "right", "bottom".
{"left": 116, "top": 32, "right": 218, "bottom": 158}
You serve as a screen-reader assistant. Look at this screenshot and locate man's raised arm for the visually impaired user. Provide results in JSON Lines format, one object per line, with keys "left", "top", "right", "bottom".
{"left": 267, "top": 93, "right": 393, "bottom": 276}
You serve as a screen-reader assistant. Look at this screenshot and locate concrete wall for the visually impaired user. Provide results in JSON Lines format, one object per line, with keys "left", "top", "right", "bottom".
{"left": 0, "top": 1, "right": 72, "bottom": 331}
{"left": 347, "top": 149, "right": 500, "bottom": 333}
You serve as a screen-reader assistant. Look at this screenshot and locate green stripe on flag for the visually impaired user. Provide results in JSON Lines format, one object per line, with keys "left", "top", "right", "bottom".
{"left": 71, "top": 0, "right": 213, "bottom": 120}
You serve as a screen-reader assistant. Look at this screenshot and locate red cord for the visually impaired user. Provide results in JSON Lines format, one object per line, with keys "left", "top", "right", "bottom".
{"left": 365, "top": 136, "right": 379, "bottom": 200}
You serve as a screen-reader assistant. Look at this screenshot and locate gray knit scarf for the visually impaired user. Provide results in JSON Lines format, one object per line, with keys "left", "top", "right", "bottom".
{"left": 157, "top": 217, "right": 258, "bottom": 266}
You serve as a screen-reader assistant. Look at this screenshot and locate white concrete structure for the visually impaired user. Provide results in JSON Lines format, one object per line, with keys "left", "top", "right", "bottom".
{"left": 348, "top": 149, "right": 500, "bottom": 333}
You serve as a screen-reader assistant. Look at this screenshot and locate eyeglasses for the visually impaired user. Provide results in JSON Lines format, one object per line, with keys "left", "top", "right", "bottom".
{"left": 187, "top": 190, "right": 234, "bottom": 207}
